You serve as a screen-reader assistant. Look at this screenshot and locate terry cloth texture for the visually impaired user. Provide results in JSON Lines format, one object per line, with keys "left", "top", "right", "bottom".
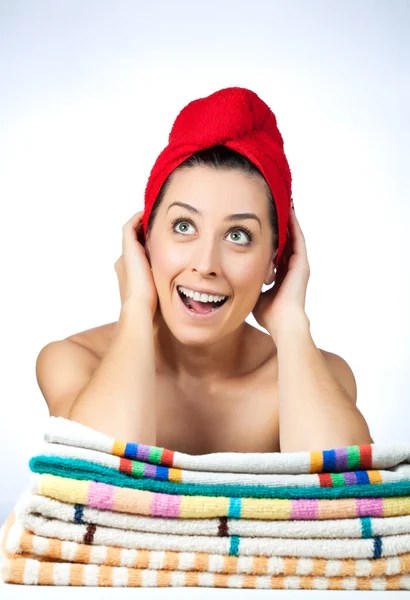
{"left": 14, "top": 491, "right": 410, "bottom": 539}
{"left": 38, "top": 441, "right": 410, "bottom": 488}
{"left": 11, "top": 493, "right": 410, "bottom": 559}
{"left": 141, "top": 86, "right": 293, "bottom": 270}
{"left": 1, "top": 416, "right": 410, "bottom": 590}
{"left": 43, "top": 417, "right": 410, "bottom": 473}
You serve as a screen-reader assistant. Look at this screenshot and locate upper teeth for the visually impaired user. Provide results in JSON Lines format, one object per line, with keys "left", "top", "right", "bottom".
{"left": 178, "top": 286, "right": 227, "bottom": 303}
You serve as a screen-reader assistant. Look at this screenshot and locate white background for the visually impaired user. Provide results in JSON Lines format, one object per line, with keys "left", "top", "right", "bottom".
{"left": 0, "top": 0, "right": 409, "bottom": 528}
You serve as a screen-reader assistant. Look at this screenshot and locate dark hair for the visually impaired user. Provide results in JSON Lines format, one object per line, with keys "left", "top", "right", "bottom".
{"left": 145, "top": 145, "right": 278, "bottom": 249}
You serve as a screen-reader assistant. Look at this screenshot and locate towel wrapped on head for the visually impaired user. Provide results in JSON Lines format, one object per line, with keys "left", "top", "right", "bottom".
{"left": 142, "top": 86, "right": 293, "bottom": 269}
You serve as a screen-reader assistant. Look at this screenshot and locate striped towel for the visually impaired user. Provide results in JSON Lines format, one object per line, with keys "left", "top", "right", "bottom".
{"left": 13, "top": 493, "right": 410, "bottom": 560}
{"left": 39, "top": 440, "right": 410, "bottom": 488}
{"left": 44, "top": 416, "right": 410, "bottom": 474}
{"left": 2, "top": 510, "right": 410, "bottom": 590}
{"left": 28, "top": 454, "right": 410, "bottom": 501}
{"left": 1, "top": 416, "right": 410, "bottom": 590}
{"left": 18, "top": 491, "right": 410, "bottom": 539}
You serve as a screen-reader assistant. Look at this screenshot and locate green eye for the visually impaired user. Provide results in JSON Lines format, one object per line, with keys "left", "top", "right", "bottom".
{"left": 226, "top": 230, "right": 251, "bottom": 244}
{"left": 174, "top": 220, "right": 193, "bottom": 234}
{"left": 170, "top": 216, "right": 253, "bottom": 246}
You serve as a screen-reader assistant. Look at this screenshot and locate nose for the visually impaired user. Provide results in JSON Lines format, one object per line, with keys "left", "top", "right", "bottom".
{"left": 188, "top": 235, "right": 222, "bottom": 277}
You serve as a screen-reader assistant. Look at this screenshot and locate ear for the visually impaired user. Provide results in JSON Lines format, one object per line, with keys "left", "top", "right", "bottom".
{"left": 264, "top": 250, "right": 278, "bottom": 286}
{"left": 144, "top": 237, "right": 152, "bottom": 268}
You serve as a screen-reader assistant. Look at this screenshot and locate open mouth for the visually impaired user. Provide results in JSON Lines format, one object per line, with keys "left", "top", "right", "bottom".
{"left": 177, "top": 286, "right": 229, "bottom": 315}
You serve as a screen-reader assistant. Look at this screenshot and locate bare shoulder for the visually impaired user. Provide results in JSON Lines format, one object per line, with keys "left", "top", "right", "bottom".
{"left": 248, "top": 322, "right": 332, "bottom": 361}
{"left": 246, "top": 325, "right": 336, "bottom": 382}
{"left": 65, "top": 321, "right": 119, "bottom": 358}
{"left": 36, "top": 339, "right": 101, "bottom": 418}
{"left": 317, "top": 348, "right": 358, "bottom": 403}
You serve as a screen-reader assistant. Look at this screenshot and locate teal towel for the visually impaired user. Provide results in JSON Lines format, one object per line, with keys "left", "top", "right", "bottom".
{"left": 30, "top": 455, "right": 410, "bottom": 499}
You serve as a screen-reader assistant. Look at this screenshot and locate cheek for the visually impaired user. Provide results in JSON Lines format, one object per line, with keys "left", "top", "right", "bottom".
{"left": 228, "top": 258, "right": 265, "bottom": 288}
{"left": 150, "top": 244, "right": 185, "bottom": 283}
{"left": 155, "top": 246, "right": 185, "bottom": 270}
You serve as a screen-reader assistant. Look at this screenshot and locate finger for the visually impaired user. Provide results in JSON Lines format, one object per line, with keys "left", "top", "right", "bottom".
{"left": 114, "top": 255, "right": 123, "bottom": 272}
{"left": 274, "top": 257, "right": 288, "bottom": 288}
{"left": 123, "top": 211, "right": 145, "bottom": 249}
{"left": 288, "top": 207, "right": 308, "bottom": 257}
{"left": 124, "top": 210, "right": 144, "bottom": 230}
{"left": 280, "top": 227, "right": 293, "bottom": 264}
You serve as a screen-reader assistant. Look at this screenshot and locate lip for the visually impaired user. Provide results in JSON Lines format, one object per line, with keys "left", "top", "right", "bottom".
{"left": 176, "top": 287, "right": 229, "bottom": 320}
{"left": 177, "top": 284, "right": 229, "bottom": 298}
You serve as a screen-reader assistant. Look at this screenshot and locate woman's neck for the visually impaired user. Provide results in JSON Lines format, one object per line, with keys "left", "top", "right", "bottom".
{"left": 153, "top": 311, "right": 249, "bottom": 384}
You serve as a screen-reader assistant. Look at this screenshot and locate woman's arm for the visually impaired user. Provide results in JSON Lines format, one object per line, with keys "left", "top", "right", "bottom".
{"left": 272, "top": 316, "right": 374, "bottom": 453}
{"left": 68, "top": 304, "right": 157, "bottom": 445}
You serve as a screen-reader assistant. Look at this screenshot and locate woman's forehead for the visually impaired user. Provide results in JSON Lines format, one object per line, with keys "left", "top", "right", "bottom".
{"left": 163, "top": 168, "right": 270, "bottom": 213}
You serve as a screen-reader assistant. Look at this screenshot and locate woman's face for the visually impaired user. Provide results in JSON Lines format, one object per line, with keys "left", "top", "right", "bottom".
{"left": 145, "top": 166, "right": 277, "bottom": 343}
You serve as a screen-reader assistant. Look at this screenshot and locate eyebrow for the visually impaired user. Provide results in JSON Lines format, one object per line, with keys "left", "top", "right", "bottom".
{"left": 166, "top": 201, "right": 261, "bottom": 231}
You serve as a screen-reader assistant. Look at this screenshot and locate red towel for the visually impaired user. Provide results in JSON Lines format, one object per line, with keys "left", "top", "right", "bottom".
{"left": 142, "top": 86, "right": 292, "bottom": 268}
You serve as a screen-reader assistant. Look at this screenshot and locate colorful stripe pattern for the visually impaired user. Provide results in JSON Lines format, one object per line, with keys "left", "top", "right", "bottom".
{"left": 29, "top": 455, "right": 410, "bottom": 499}
{"left": 2, "top": 513, "right": 410, "bottom": 589}
{"left": 40, "top": 440, "right": 410, "bottom": 489}
{"left": 126, "top": 460, "right": 381, "bottom": 485}
{"left": 44, "top": 417, "right": 410, "bottom": 474}
{"left": 20, "top": 492, "right": 410, "bottom": 540}
{"left": 32, "top": 473, "right": 410, "bottom": 522}
{"left": 111, "top": 441, "right": 373, "bottom": 473}
{"left": 2, "top": 416, "right": 410, "bottom": 589}
{"left": 17, "top": 507, "right": 410, "bottom": 560}
{"left": 120, "top": 460, "right": 381, "bottom": 486}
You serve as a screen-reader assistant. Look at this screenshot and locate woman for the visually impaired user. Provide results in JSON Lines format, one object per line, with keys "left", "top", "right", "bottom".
{"left": 36, "top": 87, "right": 374, "bottom": 454}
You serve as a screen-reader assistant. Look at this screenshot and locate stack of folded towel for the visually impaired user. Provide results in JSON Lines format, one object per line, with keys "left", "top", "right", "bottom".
{"left": 1, "top": 417, "right": 410, "bottom": 590}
